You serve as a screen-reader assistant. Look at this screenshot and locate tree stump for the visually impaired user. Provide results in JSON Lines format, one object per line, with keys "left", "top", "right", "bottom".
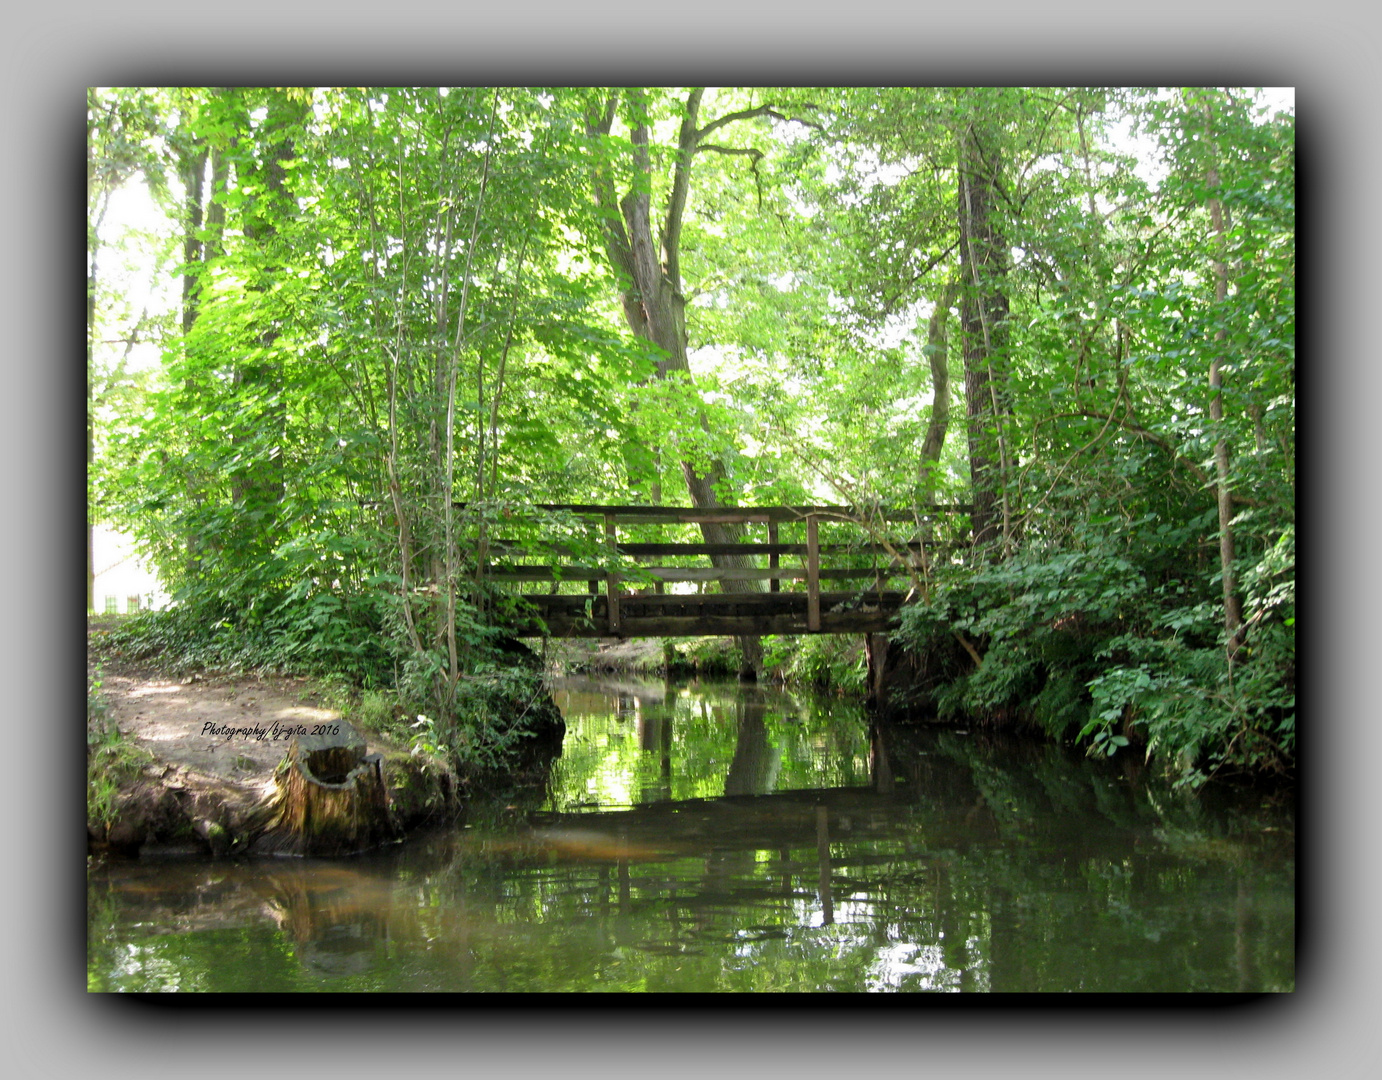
{"left": 250, "top": 720, "right": 400, "bottom": 856}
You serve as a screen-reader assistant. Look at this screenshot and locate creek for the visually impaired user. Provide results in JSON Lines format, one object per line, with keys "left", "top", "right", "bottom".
{"left": 87, "top": 675, "right": 1294, "bottom": 992}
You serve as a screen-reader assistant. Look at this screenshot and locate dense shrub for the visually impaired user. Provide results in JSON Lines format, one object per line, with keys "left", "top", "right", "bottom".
{"left": 893, "top": 516, "right": 1294, "bottom": 786}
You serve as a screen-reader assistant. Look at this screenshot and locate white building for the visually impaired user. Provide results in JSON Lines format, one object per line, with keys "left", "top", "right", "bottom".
{"left": 91, "top": 525, "right": 169, "bottom": 613}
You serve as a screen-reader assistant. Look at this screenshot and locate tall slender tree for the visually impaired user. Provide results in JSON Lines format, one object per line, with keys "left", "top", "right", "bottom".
{"left": 1186, "top": 87, "right": 1245, "bottom": 658}
{"left": 227, "top": 89, "right": 312, "bottom": 525}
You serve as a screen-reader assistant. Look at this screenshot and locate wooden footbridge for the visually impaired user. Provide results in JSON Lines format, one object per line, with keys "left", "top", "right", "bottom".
{"left": 477, "top": 504, "right": 966, "bottom": 639}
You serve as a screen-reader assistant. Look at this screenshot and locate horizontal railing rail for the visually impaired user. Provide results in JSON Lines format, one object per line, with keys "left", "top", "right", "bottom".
{"left": 484, "top": 503, "right": 971, "bottom": 523}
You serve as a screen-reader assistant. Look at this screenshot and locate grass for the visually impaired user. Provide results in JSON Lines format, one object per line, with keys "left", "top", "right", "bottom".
{"left": 87, "top": 670, "right": 154, "bottom": 831}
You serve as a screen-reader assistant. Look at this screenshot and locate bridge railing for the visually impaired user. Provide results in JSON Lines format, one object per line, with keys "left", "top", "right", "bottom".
{"left": 474, "top": 504, "right": 969, "bottom": 638}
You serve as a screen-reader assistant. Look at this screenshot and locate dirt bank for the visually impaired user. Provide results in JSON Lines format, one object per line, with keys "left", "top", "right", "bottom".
{"left": 88, "top": 636, "right": 457, "bottom": 858}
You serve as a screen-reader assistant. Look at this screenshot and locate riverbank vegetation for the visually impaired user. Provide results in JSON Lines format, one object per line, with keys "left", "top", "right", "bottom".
{"left": 88, "top": 87, "right": 1293, "bottom": 786}
{"left": 87, "top": 669, "right": 155, "bottom": 833}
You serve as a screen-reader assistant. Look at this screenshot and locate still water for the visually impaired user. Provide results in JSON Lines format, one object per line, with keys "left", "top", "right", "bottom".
{"left": 87, "top": 676, "right": 1294, "bottom": 992}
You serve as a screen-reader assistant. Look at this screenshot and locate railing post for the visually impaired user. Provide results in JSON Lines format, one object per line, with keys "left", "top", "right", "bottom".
{"left": 806, "top": 513, "right": 821, "bottom": 631}
{"left": 768, "top": 520, "right": 780, "bottom": 594}
{"left": 605, "top": 512, "right": 620, "bottom": 635}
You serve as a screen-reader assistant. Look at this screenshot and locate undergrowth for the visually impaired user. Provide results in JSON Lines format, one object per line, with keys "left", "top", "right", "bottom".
{"left": 893, "top": 522, "right": 1295, "bottom": 787}
{"left": 761, "top": 634, "right": 867, "bottom": 695}
{"left": 95, "top": 594, "right": 563, "bottom": 779}
{"left": 97, "top": 589, "right": 396, "bottom": 684}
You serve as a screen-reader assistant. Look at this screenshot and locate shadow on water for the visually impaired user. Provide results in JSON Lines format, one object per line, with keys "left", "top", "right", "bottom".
{"left": 88, "top": 676, "right": 1294, "bottom": 992}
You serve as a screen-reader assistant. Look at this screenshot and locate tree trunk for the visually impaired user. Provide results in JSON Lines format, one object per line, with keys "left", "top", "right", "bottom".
{"left": 588, "top": 89, "right": 766, "bottom": 674}
{"left": 956, "top": 117, "right": 1014, "bottom": 555}
{"left": 178, "top": 131, "right": 222, "bottom": 578}
{"left": 87, "top": 101, "right": 100, "bottom": 612}
{"left": 249, "top": 724, "right": 399, "bottom": 856}
{"left": 1195, "top": 92, "right": 1245, "bottom": 656}
{"left": 918, "top": 278, "right": 960, "bottom": 504}
{"left": 180, "top": 142, "right": 207, "bottom": 335}
{"left": 230, "top": 93, "right": 307, "bottom": 523}
{"left": 88, "top": 233, "right": 98, "bottom": 612}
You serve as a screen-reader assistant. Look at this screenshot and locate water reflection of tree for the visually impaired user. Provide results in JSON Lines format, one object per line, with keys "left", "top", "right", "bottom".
{"left": 637, "top": 693, "right": 673, "bottom": 804}
{"left": 723, "top": 688, "right": 780, "bottom": 796}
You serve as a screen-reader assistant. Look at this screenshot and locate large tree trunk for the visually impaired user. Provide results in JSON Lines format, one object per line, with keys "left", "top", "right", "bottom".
{"left": 180, "top": 142, "right": 207, "bottom": 335}
{"left": 178, "top": 129, "right": 223, "bottom": 578}
{"left": 956, "top": 117, "right": 1014, "bottom": 556}
{"left": 588, "top": 89, "right": 766, "bottom": 675}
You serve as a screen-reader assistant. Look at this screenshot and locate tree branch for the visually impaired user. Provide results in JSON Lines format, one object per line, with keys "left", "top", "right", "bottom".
{"left": 662, "top": 88, "right": 705, "bottom": 292}
{"left": 696, "top": 144, "right": 765, "bottom": 210}
{"left": 695, "top": 102, "right": 822, "bottom": 142}
{"left": 879, "top": 240, "right": 959, "bottom": 316}
{"left": 695, "top": 143, "right": 763, "bottom": 160}
{"left": 1042, "top": 409, "right": 1264, "bottom": 507}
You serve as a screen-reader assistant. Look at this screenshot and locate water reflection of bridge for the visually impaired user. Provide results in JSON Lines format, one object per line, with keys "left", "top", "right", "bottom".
{"left": 480, "top": 504, "right": 967, "bottom": 638}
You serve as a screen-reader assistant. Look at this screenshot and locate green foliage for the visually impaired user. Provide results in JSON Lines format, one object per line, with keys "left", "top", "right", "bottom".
{"left": 894, "top": 473, "right": 1294, "bottom": 780}
{"left": 88, "top": 86, "right": 1294, "bottom": 786}
{"left": 100, "top": 579, "right": 396, "bottom": 683}
{"left": 670, "top": 637, "right": 744, "bottom": 677}
{"left": 960, "top": 640, "right": 1044, "bottom": 715}
{"left": 1032, "top": 670, "right": 1088, "bottom": 740}
{"left": 1077, "top": 635, "right": 1289, "bottom": 785}
{"left": 401, "top": 664, "right": 560, "bottom": 773}
{"left": 351, "top": 688, "right": 402, "bottom": 733}
{"left": 761, "top": 635, "right": 867, "bottom": 694}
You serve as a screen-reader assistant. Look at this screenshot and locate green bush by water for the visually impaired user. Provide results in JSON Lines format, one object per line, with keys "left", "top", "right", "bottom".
{"left": 892, "top": 521, "right": 1295, "bottom": 786}
{"left": 761, "top": 635, "right": 867, "bottom": 695}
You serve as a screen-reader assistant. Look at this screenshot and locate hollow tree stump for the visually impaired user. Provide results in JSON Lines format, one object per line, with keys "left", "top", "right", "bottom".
{"left": 250, "top": 720, "right": 399, "bottom": 856}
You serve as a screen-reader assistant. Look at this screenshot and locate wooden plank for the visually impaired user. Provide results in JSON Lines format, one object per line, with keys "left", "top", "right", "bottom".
{"left": 524, "top": 590, "right": 901, "bottom": 615}
{"left": 806, "top": 515, "right": 820, "bottom": 632}
{"left": 626, "top": 567, "right": 797, "bottom": 583}
{"left": 462, "top": 502, "right": 973, "bottom": 523}
{"left": 530, "top": 504, "right": 841, "bottom": 523}
{"left": 487, "top": 565, "right": 916, "bottom": 586}
{"left": 488, "top": 540, "right": 952, "bottom": 558}
{"left": 618, "top": 542, "right": 796, "bottom": 556}
{"left": 517, "top": 608, "right": 904, "bottom": 638}
{"left": 613, "top": 541, "right": 932, "bottom": 557}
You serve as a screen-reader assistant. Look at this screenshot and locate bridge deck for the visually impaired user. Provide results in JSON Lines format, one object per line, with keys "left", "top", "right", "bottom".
{"left": 475, "top": 503, "right": 966, "bottom": 639}
{"left": 510, "top": 590, "right": 908, "bottom": 638}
